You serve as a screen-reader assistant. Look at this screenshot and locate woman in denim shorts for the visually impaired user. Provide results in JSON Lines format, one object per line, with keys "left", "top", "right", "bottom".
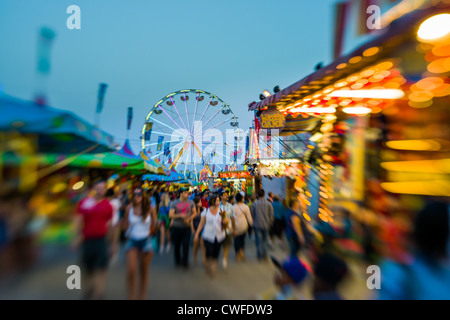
{"left": 122, "top": 187, "right": 157, "bottom": 300}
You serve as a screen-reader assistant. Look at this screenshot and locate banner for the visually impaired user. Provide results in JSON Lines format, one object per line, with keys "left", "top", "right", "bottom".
{"left": 218, "top": 171, "right": 251, "bottom": 179}
{"left": 96, "top": 83, "right": 108, "bottom": 114}
{"left": 127, "top": 107, "right": 133, "bottom": 130}
{"left": 144, "top": 122, "right": 153, "bottom": 141}
{"left": 234, "top": 136, "right": 238, "bottom": 163}
{"left": 164, "top": 142, "right": 171, "bottom": 156}
{"left": 267, "top": 129, "right": 272, "bottom": 158}
{"left": 157, "top": 136, "right": 164, "bottom": 151}
{"left": 245, "top": 129, "right": 250, "bottom": 161}
{"left": 334, "top": 1, "right": 350, "bottom": 59}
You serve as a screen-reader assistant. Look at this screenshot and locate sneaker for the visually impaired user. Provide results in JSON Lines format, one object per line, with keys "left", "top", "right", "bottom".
{"left": 165, "top": 243, "right": 171, "bottom": 253}
{"left": 159, "top": 247, "right": 164, "bottom": 255}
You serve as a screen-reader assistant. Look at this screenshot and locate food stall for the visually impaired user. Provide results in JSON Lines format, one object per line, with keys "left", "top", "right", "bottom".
{"left": 217, "top": 170, "right": 253, "bottom": 195}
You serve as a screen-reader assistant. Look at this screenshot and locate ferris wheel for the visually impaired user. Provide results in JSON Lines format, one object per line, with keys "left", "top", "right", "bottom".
{"left": 141, "top": 89, "right": 241, "bottom": 181}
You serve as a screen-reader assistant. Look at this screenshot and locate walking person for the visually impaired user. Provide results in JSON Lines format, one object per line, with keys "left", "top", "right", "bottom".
{"left": 122, "top": 187, "right": 158, "bottom": 300}
{"left": 251, "top": 189, "right": 274, "bottom": 261}
{"left": 194, "top": 195, "right": 226, "bottom": 277}
{"left": 229, "top": 194, "right": 236, "bottom": 206}
{"left": 233, "top": 192, "right": 253, "bottom": 262}
{"left": 269, "top": 196, "right": 287, "bottom": 250}
{"left": 118, "top": 189, "right": 130, "bottom": 245}
{"left": 219, "top": 190, "right": 235, "bottom": 270}
{"left": 191, "top": 196, "right": 206, "bottom": 266}
{"left": 201, "top": 190, "right": 210, "bottom": 209}
{"left": 158, "top": 192, "right": 171, "bottom": 255}
{"left": 284, "top": 198, "right": 306, "bottom": 257}
{"left": 169, "top": 187, "right": 196, "bottom": 269}
{"left": 72, "top": 180, "right": 114, "bottom": 300}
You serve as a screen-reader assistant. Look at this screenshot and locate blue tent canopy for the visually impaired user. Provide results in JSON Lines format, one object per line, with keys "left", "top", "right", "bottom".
{"left": 142, "top": 170, "right": 185, "bottom": 182}
{"left": 0, "top": 94, "right": 115, "bottom": 153}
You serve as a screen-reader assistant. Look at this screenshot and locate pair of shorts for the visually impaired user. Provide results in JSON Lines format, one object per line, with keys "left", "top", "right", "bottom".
{"left": 158, "top": 215, "right": 170, "bottom": 229}
{"left": 125, "top": 237, "right": 153, "bottom": 253}
{"left": 82, "top": 237, "right": 109, "bottom": 272}
{"left": 204, "top": 239, "right": 223, "bottom": 259}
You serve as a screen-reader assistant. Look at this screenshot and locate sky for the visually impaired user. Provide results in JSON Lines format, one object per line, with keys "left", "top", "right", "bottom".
{"left": 0, "top": 0, "right": 340, "bottom": 154}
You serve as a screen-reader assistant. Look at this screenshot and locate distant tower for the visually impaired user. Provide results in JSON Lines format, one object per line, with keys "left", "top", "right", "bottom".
{"left": 35, "top": 27, "right": 56, "bottom": 105}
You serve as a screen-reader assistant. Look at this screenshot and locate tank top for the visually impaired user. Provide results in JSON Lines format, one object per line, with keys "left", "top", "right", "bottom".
{"left": 127, "top": 206, "right": 152, "bottom": 240}
{"left": 201, "top": 208, "right": 226, "bottom": 243}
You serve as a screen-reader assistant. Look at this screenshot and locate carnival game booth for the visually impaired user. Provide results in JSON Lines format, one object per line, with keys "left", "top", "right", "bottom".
{"left": 0, "top": 94, "right": 115, "bottom": 195}
{"left": 249, "top": 3, "right": 450, "bottom": 261}
{"left": 217, "top": 170, "right": 253, "bottom": 195}
{"left": 0, "top": 94, "right": 117, "bottom": 275}
{"left": 31, "top": 140, "right": 165, "bottom": 246}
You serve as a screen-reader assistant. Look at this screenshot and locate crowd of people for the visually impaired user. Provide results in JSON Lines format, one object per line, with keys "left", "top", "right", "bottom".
{"left": 72, "top": 180, "right": 450, "bottom": 300}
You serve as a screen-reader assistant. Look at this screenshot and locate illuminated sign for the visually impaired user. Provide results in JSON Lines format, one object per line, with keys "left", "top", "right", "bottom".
{"left": 218, "top": 171, "right": 251, "bottom": 179}
{"left": 260, "top": 108, "right": 285, "bottom": 129}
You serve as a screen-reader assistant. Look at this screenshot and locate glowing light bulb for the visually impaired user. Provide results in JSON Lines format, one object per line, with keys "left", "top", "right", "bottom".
{"left": 417, "top": 14, "right": 450, "bottom": 41}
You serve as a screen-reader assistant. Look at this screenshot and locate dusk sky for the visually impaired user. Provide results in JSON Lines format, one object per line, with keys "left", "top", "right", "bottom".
{"left": 0, "top": 0, "right": 339, "bottom": 153}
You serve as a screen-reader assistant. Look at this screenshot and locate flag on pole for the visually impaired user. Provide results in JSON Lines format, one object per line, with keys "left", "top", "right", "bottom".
{"left": 127, "top": 107, "right": 133, "bottom": 130}
{"left": 96, "top": 83, "right": 108, "bottom": 114}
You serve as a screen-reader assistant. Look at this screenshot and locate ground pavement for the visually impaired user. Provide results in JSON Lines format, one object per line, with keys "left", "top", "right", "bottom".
{"left": 0, "top": 236, "right": 374, "bottom": 300}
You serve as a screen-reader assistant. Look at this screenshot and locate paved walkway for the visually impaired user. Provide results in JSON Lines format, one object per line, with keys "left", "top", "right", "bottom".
{"left": 0, "top": 236, "right": 373, "bottom": 300}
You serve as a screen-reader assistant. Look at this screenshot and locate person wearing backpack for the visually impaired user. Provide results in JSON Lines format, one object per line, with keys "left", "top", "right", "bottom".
{"left": 233, "top": 192, "right": 253, "bottom": 262}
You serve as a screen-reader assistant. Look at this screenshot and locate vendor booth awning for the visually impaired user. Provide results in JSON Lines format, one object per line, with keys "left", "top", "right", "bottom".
{"left": 3, "top": 139, "right": 164, "bottom": 174}
{"left": 61, "top": 139, "right": 163, "bottom": 173}
{"left": 139, "top": 149, "right": 167, "bottom": 175}
{"left": 0, "top": 94, "right": 115, "bottom": 153}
